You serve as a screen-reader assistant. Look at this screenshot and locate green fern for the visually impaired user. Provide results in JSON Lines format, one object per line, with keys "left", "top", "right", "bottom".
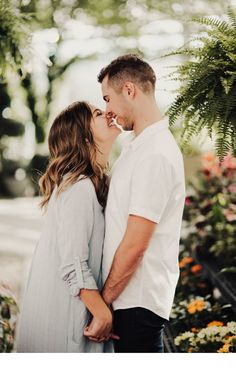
{"left": 164, "top": 6, "right": 236, "bottom": 160}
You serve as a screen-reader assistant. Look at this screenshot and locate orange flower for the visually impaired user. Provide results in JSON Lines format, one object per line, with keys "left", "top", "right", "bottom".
{"left": 191, "top": 327, "right": 199, "bottom": 333}
{"left": 202, "top": 153, "right": 221, "bottom": 176}
{"left": 179, "top": 256, "right": 194, "bottom": 268}
{"left": 191, "top": 264, "right": 203, "bottom": 274}
{"left": 187, "top": 299, "right": 206, "bottom": 314}
{"left": 207, "top": 321, "right": 224, "bottom": 327}
{"left": 203, "top": 152, "right": 215, "bottom": 163}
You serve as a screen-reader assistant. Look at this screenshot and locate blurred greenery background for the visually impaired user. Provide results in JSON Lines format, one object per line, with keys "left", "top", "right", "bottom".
{"left": 0, "top": 0, "right": 236, "bottom": 353}
{"left": 1, "top": 0, "right": 232, "bottom": 198}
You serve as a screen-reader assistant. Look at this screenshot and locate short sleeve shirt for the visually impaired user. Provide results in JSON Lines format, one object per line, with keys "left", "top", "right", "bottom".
{"left": 102, "top": 118, "right": 186, "bottom": 320}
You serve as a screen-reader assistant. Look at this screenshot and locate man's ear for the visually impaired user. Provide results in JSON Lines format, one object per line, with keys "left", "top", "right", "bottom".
{"left": 124, "top": 82, "right": 135, "bottom": 98}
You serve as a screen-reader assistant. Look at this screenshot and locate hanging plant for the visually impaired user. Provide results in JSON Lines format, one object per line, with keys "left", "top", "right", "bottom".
{"left": 164, "top": 6, "right": 236, "bottom": 160}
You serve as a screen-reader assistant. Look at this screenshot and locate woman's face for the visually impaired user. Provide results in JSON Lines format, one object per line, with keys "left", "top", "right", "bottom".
{"left": 90, "top": 104, "right": 121, "bottom": 145}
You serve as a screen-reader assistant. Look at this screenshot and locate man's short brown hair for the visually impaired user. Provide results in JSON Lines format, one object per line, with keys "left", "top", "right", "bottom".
{"left": 97, "top": 54, "right": 156, "bottom": 94}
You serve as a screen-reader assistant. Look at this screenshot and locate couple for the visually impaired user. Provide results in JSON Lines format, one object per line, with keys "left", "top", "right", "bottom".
{"left": 17, "top": 54, "right": 185, "bottom": 353}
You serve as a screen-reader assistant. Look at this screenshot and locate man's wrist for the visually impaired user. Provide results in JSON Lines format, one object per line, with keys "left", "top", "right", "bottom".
{"left": 102, "top": 288, "right": 113, "bottom": 306}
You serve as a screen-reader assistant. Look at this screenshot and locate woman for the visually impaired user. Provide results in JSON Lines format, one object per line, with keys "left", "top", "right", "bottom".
{"left": 17, "top": 101, "right": 121, "bottom": 352}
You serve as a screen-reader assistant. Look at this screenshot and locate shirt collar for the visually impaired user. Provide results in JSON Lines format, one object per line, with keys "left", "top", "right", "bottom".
{"left": 122, "top": 118, "right": 169, "bottom": 151}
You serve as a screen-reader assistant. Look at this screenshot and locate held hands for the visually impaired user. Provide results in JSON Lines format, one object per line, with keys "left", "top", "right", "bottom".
{"left": 83, "top": 309, "right": 119, "bottom": 343}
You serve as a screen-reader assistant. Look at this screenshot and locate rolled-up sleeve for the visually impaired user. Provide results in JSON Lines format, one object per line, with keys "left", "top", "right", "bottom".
{"left": 58, "top": 179, "right": 98, "bottom": 297}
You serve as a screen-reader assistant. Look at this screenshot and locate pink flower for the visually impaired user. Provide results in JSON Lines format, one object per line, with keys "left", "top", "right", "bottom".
{"left": 202, "top": 153, "right": 236, "bottom": 178}
{"left": 228, "top": 184, "right": 236, "bottom": 193}
{"left": 221, "top": 155, "right": 236, "bottom": 170}
{"left": 185, "top": 197, "right": 192, "bottom": 206}
{"left": 223, "top": 209, "right": 236, "bottom": 222}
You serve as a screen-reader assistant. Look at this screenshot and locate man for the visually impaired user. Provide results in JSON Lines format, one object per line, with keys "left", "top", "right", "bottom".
{"left": 90, "top": 54, "right": 185, "bottom": 352}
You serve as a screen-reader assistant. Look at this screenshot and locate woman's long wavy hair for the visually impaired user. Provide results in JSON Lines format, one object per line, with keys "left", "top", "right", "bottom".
{"left": 39, "top": 101, "right": 109, "bottom": 210}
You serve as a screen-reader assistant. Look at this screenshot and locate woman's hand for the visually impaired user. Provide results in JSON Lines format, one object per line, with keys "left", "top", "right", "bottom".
{"left": 83, "top": 309, "right": 112, "bottom": 342}
{"left": 83, "top": 309, "right": 119, "bottom": 343}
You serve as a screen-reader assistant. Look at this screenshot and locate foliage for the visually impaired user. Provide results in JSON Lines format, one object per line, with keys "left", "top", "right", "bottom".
{"left": 0, "top": 283, "right": 18, "bottom": 353}
{"left": 169, "top": 249, "right": 236, "bottom": 352}
{"left": 175, "top": 321, "right": 236, "bottom": 352}
{"left": 182, "top": 153, "right": 236, "bottom": 269}
{"left": 0, "top": 83, "right": 25, "bottom": 197}
{"left": 164, "top": 6, "right": 236, "bottom": 160}
{"left": 167, "top": 153, "right": 236, "bottom": 352}
{"left": 0, "top": 0, "right": 31, "bottom": 77}
{"left": 170, "top": 295, "right": 233, "bottom": 332}
{"left": 175, "top": 254, "right": 212, "bottom": 300}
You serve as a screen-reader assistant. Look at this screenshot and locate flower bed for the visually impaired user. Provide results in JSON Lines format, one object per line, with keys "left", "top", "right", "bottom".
{"left": 183, "top": 154, "right": 236, "bottom": 272}
{"left": 175, "top": 322, "right": 236, "bottom": 353}
{"left": 165, "top": 252, "right": 236, "bottom": 352}
{"left": 0, "top": 283, "right": 18, "bottom": 353}
{"left": 164, "top": 154, "right": 236, "bottom": 353}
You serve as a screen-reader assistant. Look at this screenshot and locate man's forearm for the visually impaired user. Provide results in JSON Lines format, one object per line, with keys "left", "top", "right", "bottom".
{"left": 102, "top": 241, "right": 144, "bottom": 305}
{"left": 102, "top": 215, "right": 157, "bottom": 306}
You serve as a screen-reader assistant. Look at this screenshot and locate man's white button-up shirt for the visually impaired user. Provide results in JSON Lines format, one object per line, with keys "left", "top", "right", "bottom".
{"left": 102, "top": 118, "right": 186, "bottom": 320}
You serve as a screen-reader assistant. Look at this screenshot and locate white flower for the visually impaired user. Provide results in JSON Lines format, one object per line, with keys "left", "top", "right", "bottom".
{"left": 198, "top": 332, "right": 205, "bottom": 339}
{"left": 175, "top": 331, "right": 194, "bottom": 346}
{"left": 227, "top": 321, "right": 236, "bottom": 334}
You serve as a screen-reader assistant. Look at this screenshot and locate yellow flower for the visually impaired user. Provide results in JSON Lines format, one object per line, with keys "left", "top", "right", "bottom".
{"left": 224, "top": 335, "right": 236, "bottom": 344}
{"left": 187, "top": 299, "right": 206, "bottom": 314}
{"left": 218, "top": 343, "right": 230, "bottom": 353}
{"left": 217, "top": 335, "right": 236, "bottom": 353}
{"left": 207, "top": 321, "right": 224, "bottom": 327}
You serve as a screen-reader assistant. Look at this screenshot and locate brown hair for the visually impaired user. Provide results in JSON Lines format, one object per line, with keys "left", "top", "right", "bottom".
{"left": 39, "top": 101, "right": 108, "bottom": 210}
{"left": 97, "top": 54, "right": 156, "bottom": 94}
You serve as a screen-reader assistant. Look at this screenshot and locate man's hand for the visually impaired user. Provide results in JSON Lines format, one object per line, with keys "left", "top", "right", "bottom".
{"left": 83, "top": 316, "right": 119, "bottom": 343}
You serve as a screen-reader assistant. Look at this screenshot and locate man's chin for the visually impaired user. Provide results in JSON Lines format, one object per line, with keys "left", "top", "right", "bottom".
{"left": 122, "top": 122, "right": 134, "bottom": 131}
{"left": 116, "top": 117, "right": 133, "bottom": 131}
{"left": 122, "top": 126, "right": 133, "bottom": 132}
{"left": 118, "top": 119, "right": 133, "bottom": 131}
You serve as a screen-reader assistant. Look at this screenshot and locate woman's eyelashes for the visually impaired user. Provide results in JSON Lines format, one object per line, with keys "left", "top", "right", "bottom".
{"left": 94, "top": 110, "right": 103, "bottom": 117}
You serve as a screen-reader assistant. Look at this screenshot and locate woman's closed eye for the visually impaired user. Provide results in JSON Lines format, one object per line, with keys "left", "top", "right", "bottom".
{"left": 93, "top": 109, "right": 103, "bottom": 117}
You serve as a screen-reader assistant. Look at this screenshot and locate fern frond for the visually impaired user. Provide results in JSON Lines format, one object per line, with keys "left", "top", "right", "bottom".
{"left": 164, "top": 6, "right": 236, "bottom": 159}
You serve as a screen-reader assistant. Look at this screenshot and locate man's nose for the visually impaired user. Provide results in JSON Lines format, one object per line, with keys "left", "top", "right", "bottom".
{"left": 105, "top": 106, "right": 111, "bottom": 115}
{"left": 106, "top": 111, "right": 116, "bottom": 119}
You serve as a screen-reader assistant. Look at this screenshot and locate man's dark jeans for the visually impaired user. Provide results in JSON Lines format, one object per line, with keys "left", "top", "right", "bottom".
{"left": 113, "top": 307, "right": 166, "bottom": 353}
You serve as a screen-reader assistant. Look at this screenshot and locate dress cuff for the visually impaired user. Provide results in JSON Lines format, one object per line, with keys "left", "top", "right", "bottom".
{"left": 60, "top": 256, "right": 98, "bottom": 297}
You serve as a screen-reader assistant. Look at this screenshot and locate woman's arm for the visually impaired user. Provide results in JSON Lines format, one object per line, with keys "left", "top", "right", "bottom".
{"left": 79, "top": 289, "right": 113, "bottom": 340}
{"left": 57, "top": 180, "right": 113, "bottom": 340}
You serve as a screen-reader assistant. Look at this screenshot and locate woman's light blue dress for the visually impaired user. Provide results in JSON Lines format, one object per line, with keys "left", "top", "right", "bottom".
{"left": 17, "top": 177, "right": 113, "bottom": 352}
